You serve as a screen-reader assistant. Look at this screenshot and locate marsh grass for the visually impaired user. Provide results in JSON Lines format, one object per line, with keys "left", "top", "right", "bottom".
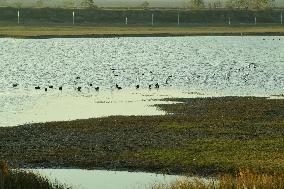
{"left": 0, "top": 97, "right": 283, "bottom": 176}
{"left": 153, "top": 170, "right": 284, "bottom": 189}
{"left": 0, "top": 161, "right": 70, "bottom": 189}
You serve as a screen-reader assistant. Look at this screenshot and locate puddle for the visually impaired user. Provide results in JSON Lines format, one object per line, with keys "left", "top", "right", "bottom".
{"left": 29, "top": 169, "right": 211, "bottom": 189}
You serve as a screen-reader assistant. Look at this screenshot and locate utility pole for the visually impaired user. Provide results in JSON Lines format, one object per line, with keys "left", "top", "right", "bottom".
{"left": 151, "top": 13, "right": 154, "bottom": 26}
{"left": 177, "top": 13, "right": 180, "bottom": 26}
{"left": 229, "top": 17, "right": 231, "bottom": 25}
{"left": 125, "top": 17, "right": 128, "bottom": 25}
{"left": 281, "top": 12, "right": 283, "bottom": 25}
{"left": 254, "top": 16, "right": 257, "bottom": 25}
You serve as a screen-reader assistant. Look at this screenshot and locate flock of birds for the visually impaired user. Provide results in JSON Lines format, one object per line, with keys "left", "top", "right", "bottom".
{"left": 10, "top": 69, "right": 174, "bottom": 92}
{"left": 9, "top": 58, "right": 278, "bottom": 93}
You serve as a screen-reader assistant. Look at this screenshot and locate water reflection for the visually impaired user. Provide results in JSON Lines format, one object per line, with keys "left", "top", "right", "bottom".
{"left": 30, "top": 169, "right": 186, "bottom": 189}
{"left": 0, "top": 89, "right": 207, "bottom": 127}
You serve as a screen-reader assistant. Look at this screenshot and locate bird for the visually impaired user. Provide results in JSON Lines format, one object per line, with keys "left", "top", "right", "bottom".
{"left": 77, "top": 87, "right": 82, "bottom": 92}
{"left": 12, "top": 83, "right": 18, "bottom": 88}
{"left": 149, "top": 84, "right": 152, "bottom": 89}
{"left": 89, "top": 83, "right": 93, "bottom": 87}
{"left": 166, "top": 75, "right": 173, "bottom": 84}
{"left": 115, "top": 84, "right": 122, "bottom": 90}
{"left": 45, "top": 88, "right": 48, "bottom": 92}
{"left": 95, "top": 87, "right": 99, "bottom": 91}
{"left": 136, "top": 85, "right": 140, "bottom": 89}
{"left": 59, "top": 86, "right": 63, "bottom": 91}
{"left": 76, "top": 76, "right": 80, "bottom": 80}
{"left": 35, "top": 86, "right": 40, "bottom": 90}
{"left": 155, "top": 83, "right": 160, "bottom": 89}
{"left": 49, "top": 85, "right": 53, "bottom": 89}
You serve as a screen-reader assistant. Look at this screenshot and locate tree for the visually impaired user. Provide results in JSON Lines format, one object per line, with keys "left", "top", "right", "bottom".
{"left": 35, "top": 0, "right": 44, "bottom": 8}
{"left": 63, "top": 0, "right": 76, "bottom": 8}
{"left": 141, "top": 1, "right": 150, "bottom": 9}
{"left": 225, "top": 0, "right": 275, "bottom": 10}
{"left": 14, "top": 1, "right": 23, "bottom": 8}
{"left": 208, "top": 0, "right": 223, "bottom": 9}
{"left": 80, "top": 0, "right": 97, "bottom": 9}
{"left": 188, "top": 0, "right": 205, "bottom": 10}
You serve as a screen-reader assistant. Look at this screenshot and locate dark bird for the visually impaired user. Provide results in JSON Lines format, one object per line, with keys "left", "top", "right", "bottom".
{"left": 149, "top": 84, "right": 152, "bottom": 89}
{"left": 136, "top": 85, "right": 140, "bottom": 89}
{"left": 45, "top": 88, "right": 48, "bottom": 92}
{"left": 95, "top": 87, "right": 99, "bottom": 91}
{"left": 116, "top": 84, "right": 122, "bottom": 90}
{"left": 12, "top": 83, "right": 18, "bottom": 88}
{"left": 76, "top": 76, "right": 80, "bottom": 80}
{"left": 35, "top": 86, "right": 40, "bottom": 90}
{"left": 59, "top": 86, "right": 62, "bottom": 91}
{"left": 49, "top": 86, "right": 53, "bottom": 89}
{"left": 77, "top": 87, "right": 82, "bottom": 92}
{"left": 89, "top": 83, "right": 93, "bottom": 87}
{"left": 155, "top": 83, "right": 160, "bottom": 89}
{"left": 166, "top": 75, "right": 173, "bottom": 84}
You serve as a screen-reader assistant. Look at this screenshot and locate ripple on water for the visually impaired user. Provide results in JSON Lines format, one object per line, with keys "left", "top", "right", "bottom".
{"left": 0, "top": 36, "right": 283, "bottom": 126}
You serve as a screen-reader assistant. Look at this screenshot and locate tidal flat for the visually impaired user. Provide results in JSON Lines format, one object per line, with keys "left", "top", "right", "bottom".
{"left": 0, "top": 97, "right": 283, "bottom": 177}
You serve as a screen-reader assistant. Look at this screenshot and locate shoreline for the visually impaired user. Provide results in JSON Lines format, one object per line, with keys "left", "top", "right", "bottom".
{"left": 1, "top": 32, "right": 284, "bottom": 39}
{"left": 0, "top": 26, "right": 284, "bottom": 38}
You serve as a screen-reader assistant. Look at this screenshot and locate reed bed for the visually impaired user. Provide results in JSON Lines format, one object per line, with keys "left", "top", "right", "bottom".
{"left": 0, "top": 161, "right": 70, "bottom": 189}
{"left": 153, "top": 170, "right": 284, "bottom": 189}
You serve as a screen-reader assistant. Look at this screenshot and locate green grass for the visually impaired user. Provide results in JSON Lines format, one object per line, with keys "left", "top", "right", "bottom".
{"left": 0, "top": 97, "right": 283, "bottom": 176}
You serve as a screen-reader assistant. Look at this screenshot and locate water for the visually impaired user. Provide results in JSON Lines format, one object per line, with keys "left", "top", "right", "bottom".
{"left": 30, "top": 169, "right": 207, "bottom": 189}
{"left": 0, "top": 36, "right": 283, "bottom": 126}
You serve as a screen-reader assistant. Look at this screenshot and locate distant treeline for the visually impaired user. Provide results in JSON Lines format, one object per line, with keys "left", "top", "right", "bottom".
{"left": 0, "top": 7, "right": 283, "bottom": 25}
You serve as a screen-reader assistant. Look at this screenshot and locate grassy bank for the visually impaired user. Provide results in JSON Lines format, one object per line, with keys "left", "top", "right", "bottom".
{"left": 0, "top": 25, "right": 284, "bottom": 38}
{"left": 0, "top": 161, "right": 70, "bottom": 189}
{"left": 0, "top": 97, "right": 283, "bottom": 176}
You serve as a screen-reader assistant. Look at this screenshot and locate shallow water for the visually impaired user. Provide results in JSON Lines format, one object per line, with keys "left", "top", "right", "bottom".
{"left": 30, "top": 169, "right": 208, "bottom": 189}
{"left": 0, "top": 36, "right": 283, "bottom": 126}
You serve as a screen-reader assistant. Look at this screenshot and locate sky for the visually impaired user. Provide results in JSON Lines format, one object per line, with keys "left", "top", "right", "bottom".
{"left": 0, "top": 0, "right": 283, "bottom": 7}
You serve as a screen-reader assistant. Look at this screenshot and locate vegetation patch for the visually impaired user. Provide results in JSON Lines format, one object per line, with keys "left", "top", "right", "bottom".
{"left": 0, "top": 97, "right": 283, "bottom": 177}
{"left": 153, "top": 170, "right": 284, "bottom": 189}
{"left": 0, "top": 161, "right": 71, "bottom": 189}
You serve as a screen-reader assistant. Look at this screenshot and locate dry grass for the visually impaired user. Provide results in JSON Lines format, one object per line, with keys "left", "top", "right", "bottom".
{"left": 153, "top": 170, "right": 284, "bottom": 189}
{"left": 0, "top": 161, "right": 70, "bottom": 189}
{"left": 0, "top": 26, "right": 284, "bottom": 37}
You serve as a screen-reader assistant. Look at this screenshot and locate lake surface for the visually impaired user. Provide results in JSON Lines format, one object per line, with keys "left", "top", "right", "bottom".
{"left": 30, "top": 169, "right": 208, "bottom": 189}
{"left": 0, "top": 36, "right": 283, "bottom": 126}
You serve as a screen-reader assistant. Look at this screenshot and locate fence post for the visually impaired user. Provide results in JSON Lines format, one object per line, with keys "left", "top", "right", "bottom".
{"left": 72, "top": 11, "right": 75, "bottom": 25}
{"left": 229, "top": 17, "right": 231, "bottom": 25}
{"left": 178, "top": 13, "right": 180, "bottom": 26}
{"left": 125, "top": 17, "right": 128, "bottom": 25}
{"left": 152, "top": 13, "right": 154, "bottom": 26}
{"left": 254, "top": 16, "right": 256, "bottom": 25}
{"left": 17, "top": 10, "right": 20, "bottom": 24}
